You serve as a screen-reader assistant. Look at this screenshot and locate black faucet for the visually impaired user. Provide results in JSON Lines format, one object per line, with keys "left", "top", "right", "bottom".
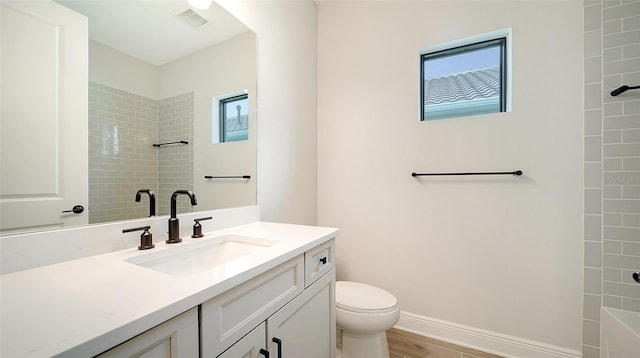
{"left": 135, "top": 189, "right": 156, "bottom": 217}
{"left": 167, "top": 190, "right": 198, "bottom": 243}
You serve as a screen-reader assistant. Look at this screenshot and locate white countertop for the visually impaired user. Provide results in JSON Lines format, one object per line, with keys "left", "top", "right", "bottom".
{"left": 0, "top": 221, "right": 338, "bottom": 357}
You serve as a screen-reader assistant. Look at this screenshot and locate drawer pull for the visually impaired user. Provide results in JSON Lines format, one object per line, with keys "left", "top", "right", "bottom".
{"left": 320, "top": 257, "right": 327, "bottom": 265}
{"left": 260, "top": 348, "right": 270, "bottom": 357}
{"left": 272, "top": 337, "right": 282, "bottom": 358}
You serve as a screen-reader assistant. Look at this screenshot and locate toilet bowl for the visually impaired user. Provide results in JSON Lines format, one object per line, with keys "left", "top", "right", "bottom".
{"left": 336, "top": 281, "right": 400, "bottom": 358}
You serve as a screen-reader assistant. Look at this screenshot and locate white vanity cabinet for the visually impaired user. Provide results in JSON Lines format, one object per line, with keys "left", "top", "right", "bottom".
{"left": 97, "top": 308, "right": 199, "bottom": 358}
{"left": 205, "top": 239, "right": 336, "bottom": 358}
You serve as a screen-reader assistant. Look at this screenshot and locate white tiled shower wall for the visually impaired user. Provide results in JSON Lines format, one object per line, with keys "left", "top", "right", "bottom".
{"left": 88, "top": 82, "right": 194, "bottom": 224}
{"left": 583, "top": 1, "right": 640, "bottom": 357}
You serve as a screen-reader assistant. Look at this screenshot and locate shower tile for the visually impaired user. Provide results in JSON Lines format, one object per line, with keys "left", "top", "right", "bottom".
{"left": 583, "top": 319, "right": 600, "bottom": 347}
{"left": 623, "top": 71, "right": 640, "bottom": 84}
{"left": 602, "top": 0, "right": 621, "bottom": 9}
{"left": 585, "top": 30, "right": 602, "bottom": 58}
{"left": 603, "top": 129, "right": 622, "bottom": 143}
{"left": 586, "top": 215, "right": 603, "bottom": 240}
{"left": 584, "top": 293, "right": 602, "bottom": 320}
{"left": 603, "top": 2, "right": 640, "bottom": 22}
{"left": 604, "top": 115, "right": 640, "bottom": 129}
{"left": 604, "top": 47, "right": 623, "bottom": 62}
{"left": 623, "top": 213, "right": 640, "bottom": 227}
{"left": 623, "top": 43, "right": 640, "bottom": 58}
{"left": 603, "top": 29, "right": 640, "bottom": 49}
{"left": 624, "top": 100, "right": 640, "bottom": 115}
{"left": 586, "top": 57, "right": 603, "bottom": 84}
{"left": 603, "top": 142, "right": 640, "bottom": 157}
{"left": 603, "top": 185, "right": 622, "bottom": 198}
{"left": 622, "top": 297, "right": 640, "bottom": 312}
{"left": 603, "top": 19, "right": 622, "bottom": 34}
{"left": 603, "top": 280, "right": 640, "bottom": 297}
{"left": 603, "top": 171, "right": 640, "bottom": 185}
{"left": 604, "top": 212, "right": 623, "bottom": 226}
{"left": 623, "top": 14, "right": 640, "bottom": 31}
{"left": 604, "top": 74, "right": 623, "bottom": 89}
{"left": 585, "top": 189, "right": 603, "bottom": 214}
{"left": 604, "top": 253, "right": 640, "bottom": 269}
{"left": 586, "top": 4, "right": 602, "bottom": 31}
{"left": 603, "top": 294, "right": 623, "bottom": 308}
{"left": 604, "top": 240, "right": 623, "bottom": 254}
{"left": 585, "top": 136, "right": 602, "bottom": 161}
{"left": 623, "top": 241, "right": 640, "bottom": 255}
{"left": 624, "top": 157, "right": 640, "bottom": 170}
{"left": 586, "top": 242, "right": 603, "bottom": 267}
{"left": 603, "top": 225, "right": 640, "bottom": 240}
{"left": 603, "top": 58, "right": 640, "bottom": 76}
{"left": 585, "top": 162, "right": 603, "bottom": 188}
{"left": 584, "top": 267, "right": 603, "bottom": 294}
{"left": 604, "top": 158, "right": 623, "bottom": 171}
{"left": 585, "top": 110, "right": 603, "bottom": 135}
{"left": 623, "top": 128, "right": 640, "bottom": 142}
{"left": 605, "top": 266, "right": 624, "bottom": 281}
{"left": 585, "top": 83, "right": 603, "bottom": 110}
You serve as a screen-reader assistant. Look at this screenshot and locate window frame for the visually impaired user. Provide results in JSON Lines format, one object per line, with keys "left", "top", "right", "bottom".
{"left": 420, "top": 36, "right": 508, "bottom": 121}
{"left": 219, "top": 93, "right": 249, "bottom": 143}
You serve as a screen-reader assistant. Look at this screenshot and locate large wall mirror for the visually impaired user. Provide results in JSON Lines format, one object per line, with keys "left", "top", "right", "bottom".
{"left": 0, "top": 0, "right": 257, "bottom": 235}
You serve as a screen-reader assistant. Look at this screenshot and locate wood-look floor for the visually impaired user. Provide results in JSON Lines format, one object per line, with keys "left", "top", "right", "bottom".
{"left": 386, "top": 328, "right": 505, "bottom": 358}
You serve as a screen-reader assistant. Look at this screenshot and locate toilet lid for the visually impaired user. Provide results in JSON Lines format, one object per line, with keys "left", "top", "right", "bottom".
{"left": 336, "top": 281, "right": 398, "bottom": 313}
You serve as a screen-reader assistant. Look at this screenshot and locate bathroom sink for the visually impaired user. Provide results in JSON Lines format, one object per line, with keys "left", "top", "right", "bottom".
{"left": 125, "top": 234, "right": 277, "bottom": 276}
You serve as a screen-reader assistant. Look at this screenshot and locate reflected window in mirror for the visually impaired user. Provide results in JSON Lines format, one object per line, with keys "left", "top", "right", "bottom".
{"left": 217, "top": 93, "right": 248, "bottom": 143}
{"left": 211, "top": 90, "right": 249, "bottom": 144}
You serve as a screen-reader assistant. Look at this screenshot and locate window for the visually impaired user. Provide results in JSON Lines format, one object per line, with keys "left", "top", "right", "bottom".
{"left": 421, "top": 37, "right": 507, "bottom": 121}
{"left": 219, "top": 93, "right": 248, "bottom": 142}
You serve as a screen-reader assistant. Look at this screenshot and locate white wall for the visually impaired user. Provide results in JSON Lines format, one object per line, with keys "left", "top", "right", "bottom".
{"left": 216, "top": 0, "right": 318, "bottom": 225}
{"left": 160, "top": 32, "right": 257, "bottom": 211}
{"left": 317, "top": 0, "right": 583, "bottom": 354}
{"left": 89, "top": 40, "right": 160, "bottom": 99}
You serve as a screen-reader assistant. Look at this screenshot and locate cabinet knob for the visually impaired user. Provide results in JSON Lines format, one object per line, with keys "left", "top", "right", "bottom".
{"left": 259, "top": 348, "right": 270, "bottom": 357}
{"left": 320, "top": 257, "right": 327, "bottom": 265}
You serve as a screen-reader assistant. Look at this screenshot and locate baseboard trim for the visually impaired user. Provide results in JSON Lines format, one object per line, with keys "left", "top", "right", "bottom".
{"left": 395, "top": 311, "right": 582, "bottom": 358}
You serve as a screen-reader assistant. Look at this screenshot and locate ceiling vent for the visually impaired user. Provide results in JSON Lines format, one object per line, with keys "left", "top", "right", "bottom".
{"left": 176, "top": 9, "right": 208, "bottom": 29}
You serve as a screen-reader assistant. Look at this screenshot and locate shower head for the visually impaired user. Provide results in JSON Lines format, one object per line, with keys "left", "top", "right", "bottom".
{"left": 610, "top": 85, "right": 640, "bottom": 96}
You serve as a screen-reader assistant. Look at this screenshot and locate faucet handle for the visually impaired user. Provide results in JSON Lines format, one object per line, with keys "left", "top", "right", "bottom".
{"left": 192, "top": 216, "right": 213, "bottom": 238}
{"left": 123, "top": 225, "right": 154, "bottom": 250}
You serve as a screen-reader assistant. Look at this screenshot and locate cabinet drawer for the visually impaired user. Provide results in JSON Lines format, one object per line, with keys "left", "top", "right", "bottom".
{"left": 201, "top": 255, "right": 304, "bottom": 358}
{"left": 304, "top": 239, "right": 335, "bottom": 287}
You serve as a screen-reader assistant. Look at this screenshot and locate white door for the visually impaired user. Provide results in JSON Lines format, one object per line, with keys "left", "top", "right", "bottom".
{"left": 0, "top": 0, "right": 88, "bottom": 234}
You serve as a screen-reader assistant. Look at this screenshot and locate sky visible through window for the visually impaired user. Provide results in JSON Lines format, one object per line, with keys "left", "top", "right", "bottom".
{"left": 424, "top": 46, "right": 500, "bottom": 79}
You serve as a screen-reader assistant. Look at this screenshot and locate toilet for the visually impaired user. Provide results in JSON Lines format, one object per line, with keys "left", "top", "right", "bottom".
{"left": 335, "top": 281, "right": 400, "bottom": 358}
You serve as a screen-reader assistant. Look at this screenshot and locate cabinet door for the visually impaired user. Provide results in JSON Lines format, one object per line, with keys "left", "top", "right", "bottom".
{"left": 218, "top": 322, "right": 268, "bottom": 358}
{"left": 267, "top": 269, "right": 336, "bottom": 358}
{"left": 97, "top": 308, "right": 199, "bottom": 358}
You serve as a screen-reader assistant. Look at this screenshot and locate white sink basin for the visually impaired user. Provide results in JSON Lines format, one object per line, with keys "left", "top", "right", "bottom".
{"left": 125, "top": 234, "right": 278, "bottom": 276}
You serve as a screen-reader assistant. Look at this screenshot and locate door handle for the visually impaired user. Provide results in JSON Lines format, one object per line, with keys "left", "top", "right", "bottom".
{"left": 259, "top": 348, "right": 269, "bottom": 357}
{"left": 62, "top": 205, "right": 84, "bottom": 214}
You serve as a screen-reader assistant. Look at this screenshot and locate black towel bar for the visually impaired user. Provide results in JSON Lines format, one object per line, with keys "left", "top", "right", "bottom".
{"left": 412, "top": 170, "right": 523, "bottom": 177}
{"left": 153, "top": 141, "right": 188, "bottom": 147}
{"left": 204, "top": 175, "right": 251, "bottom": 179}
